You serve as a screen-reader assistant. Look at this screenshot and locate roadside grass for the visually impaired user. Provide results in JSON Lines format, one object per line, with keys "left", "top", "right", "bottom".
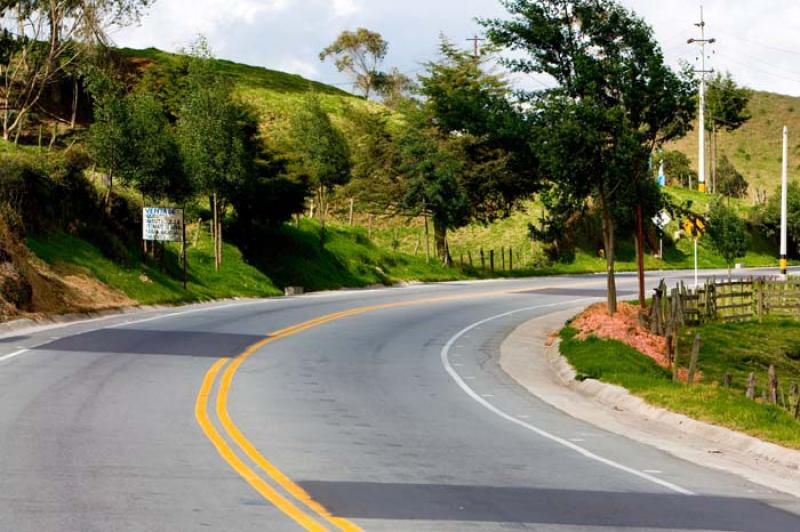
{"left": 560, "top": 326, "right": 800, "bottom": 449}
{"left": 28, "top": 231, "right": 281, "bottom": 305}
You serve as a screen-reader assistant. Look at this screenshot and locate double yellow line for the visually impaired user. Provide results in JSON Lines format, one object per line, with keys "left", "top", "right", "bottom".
{"left": 194, "top": 282, "right": 599, "bottom": 530}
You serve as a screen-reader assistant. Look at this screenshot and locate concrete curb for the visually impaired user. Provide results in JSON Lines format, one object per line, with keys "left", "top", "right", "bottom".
{"left": 500, "top": 308, "right": 800, "bottom": 499}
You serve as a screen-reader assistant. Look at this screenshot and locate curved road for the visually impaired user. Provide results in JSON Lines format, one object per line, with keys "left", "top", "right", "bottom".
{"left": 1, "top": 270, "right": 799, "bottom": 531}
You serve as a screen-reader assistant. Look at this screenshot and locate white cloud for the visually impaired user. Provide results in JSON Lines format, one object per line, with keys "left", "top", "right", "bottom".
{"left": 331, "top": 0, "right": 361, "bottom": 18}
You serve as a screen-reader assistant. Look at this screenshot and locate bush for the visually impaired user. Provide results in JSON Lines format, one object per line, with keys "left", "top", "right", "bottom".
{"left": 708, "top": 199, "right": 749, "bottom": 272}
{"left": 717, "top": 155, "right": 749, "bottom": 198}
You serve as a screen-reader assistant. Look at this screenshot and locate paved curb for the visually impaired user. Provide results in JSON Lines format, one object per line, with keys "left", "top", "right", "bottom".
{"left": 500, "top": 308, "right": 800, "bottom": 499}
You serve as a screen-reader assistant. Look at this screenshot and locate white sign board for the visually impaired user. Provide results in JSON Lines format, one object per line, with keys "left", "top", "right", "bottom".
{"left": 652, "top": 210, "right": 672, "bottom": 230}
{"left": 143, "top": 207, "right": 184, "bottom": 242}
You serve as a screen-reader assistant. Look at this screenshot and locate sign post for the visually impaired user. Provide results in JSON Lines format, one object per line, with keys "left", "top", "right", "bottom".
{"left": 142, "top": 207, "right": 186, "bottom": 288}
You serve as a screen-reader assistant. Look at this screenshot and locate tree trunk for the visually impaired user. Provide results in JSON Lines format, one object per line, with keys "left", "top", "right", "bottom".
{"left": 317, "top": 185, "right": 327, "bottom": 244}
{"left": 433, "top": 218, "right": 450, "bottom": 266}
{"left": 635, "top": 204, "right": 646, "bottom": 309}
{"left": 70, "top": 77, "right": 79, "bottom": 129}
{"left": 213, "top": 191, "right": 219, "bottom": 271}
{"left": 599, "top": 187, "right": 618, "bottom": 315}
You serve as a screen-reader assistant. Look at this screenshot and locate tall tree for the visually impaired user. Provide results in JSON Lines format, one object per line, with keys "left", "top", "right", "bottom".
{"left": 0, "top": 0, "right": 152, "bottom": 140}
{"left": 176, "top": 37, "right": 249, "bottom": 271}
{"left": 706, "top": 72, "right": 751, "bottom": 193}
{"left": 87, "top": 73, "right": 131, "bottom": 204}
{"left": 319, "top": 28, "right": 388, "bottom": 99}
{"left": 707, "top": 199, "right": 749, "bottom": 276}
{"left": 290, "top": 94, "right": 352, "bottom": 242}
{"left": 484, "top": 0, "right": 696, "bottom": 314}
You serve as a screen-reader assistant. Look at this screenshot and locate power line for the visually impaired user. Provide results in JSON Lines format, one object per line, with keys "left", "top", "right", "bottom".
{"left": 717, "top": 30, "right": 800, "bottom": 58}
{"left": 715, "top": 51, "right": 800, "bottom": 85}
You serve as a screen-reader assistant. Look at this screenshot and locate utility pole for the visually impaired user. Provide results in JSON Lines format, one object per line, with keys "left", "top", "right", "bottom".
{"left": 781, "top": 126, "right": 789, "bottom": 277}
{"left": 466, "top": 34, "right": 485, "bottom": 58}
{"left": 688, "top": 7, "right": 716, "bottom": 193}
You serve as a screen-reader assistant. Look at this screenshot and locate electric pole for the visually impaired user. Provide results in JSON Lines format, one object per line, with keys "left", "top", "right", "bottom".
{"left": 781, "top": 126, "right": 789, "bottom": 276}
{"left": 466, "top": 34, "right": 485, "bottom": 58}
{"left": 688, "top": 7, "right": 716, "bottom": 193}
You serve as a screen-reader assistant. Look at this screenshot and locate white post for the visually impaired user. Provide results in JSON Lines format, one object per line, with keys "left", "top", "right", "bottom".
{"left": 694, "top": 238, "right": 699, "bottom": 289}
{"left": 699, "top": 73, "right": 706, "bottom": 192}
{"left": 781, "top": 125, "right": 789, "bottom": 276}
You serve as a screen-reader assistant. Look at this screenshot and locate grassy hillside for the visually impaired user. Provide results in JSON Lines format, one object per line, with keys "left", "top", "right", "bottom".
{"left": 117, "top": 47, "right": 379, "bottom": 144}
{"left": 667, "top": 90, "right": 800, "bottom": 196}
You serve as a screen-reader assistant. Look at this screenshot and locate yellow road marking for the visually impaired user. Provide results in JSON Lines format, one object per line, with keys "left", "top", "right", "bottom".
{"left": 195, "top": 358, "right": 328, "bottom": 531}
{"left": 197, "top": 280, "right": 605, "bottom": 530}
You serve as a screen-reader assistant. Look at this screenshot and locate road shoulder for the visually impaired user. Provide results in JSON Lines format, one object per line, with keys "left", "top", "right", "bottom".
{"left": 500, "top": 308, "right": 800, "bottom": 499}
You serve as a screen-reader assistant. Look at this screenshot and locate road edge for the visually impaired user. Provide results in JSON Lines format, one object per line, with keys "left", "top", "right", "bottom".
{"left": 499, "top": 308, "right": 800, "bottom": 499}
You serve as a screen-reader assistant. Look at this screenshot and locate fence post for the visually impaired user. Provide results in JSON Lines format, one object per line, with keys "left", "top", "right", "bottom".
{"left": 746, "top": 372, "right": 756, "bottom": 400}
{"left": 791, "top": 383, "right": 800, "bottom": 419}
{"left": 687, "top": 334, "right": 701, "bottom": 385}
{"left": 768, "top": 365, "right": 778, "bottom": 404}
{"left": 671, "top": 328, "right": 681, "bottom": 383}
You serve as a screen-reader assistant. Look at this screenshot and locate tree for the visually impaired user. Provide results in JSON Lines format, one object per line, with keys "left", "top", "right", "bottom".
{"left": 319, "top": 28, "right": 388, "bottom": 99}
{"left": 414, "top": 38, "right": 540, "bottom": 261}
{"left": 176, "top": 38, "right": 249, "bottom": 271}
{"left": 706, "top": 72, "right": 751, "bottom": 193}
{"left": 716, "top": 154, "right": 748, "bottom": 199}
{"left": 756, "top": 181, "right": 800, "bottom": 257}
{"left": 655, "top": 150, "right": 696, "bottom": 188}
{"left": 290, "top": 94, "right": 352, "bottom": 242}
{"left": 0, "top": 0, "right": 153, "bottom": 140}
{"left": 707, "top": 200, "right": 749, "bottom": 275}
{"left": 484, "top": 0, "right": 696, "bottom": 314}
{"left": 374, "top": 67, "right": 414, "bottom": 109}
{"left": 87, "top": 74, "right": 132, "bottom": 205}
{"left": 395, "top": 107, "right": 470, "bottom": 263}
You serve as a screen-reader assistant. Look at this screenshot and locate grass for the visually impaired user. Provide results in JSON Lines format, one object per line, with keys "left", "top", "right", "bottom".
{"left": 560, "top": 325, "right": 800, "bottom": 449}
{"left": 28, "top": 231, "right": 282, "bottom": 305}
{"left": 365, "top": 185, "right": 782, "bottom": 277}
{"left": 26, "top": 219, "right": 471, "bottom": 308}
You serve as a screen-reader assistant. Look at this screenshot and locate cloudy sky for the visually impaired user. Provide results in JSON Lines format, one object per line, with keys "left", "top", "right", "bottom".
{"left": 113, "top": 0, "right": 800, "bottom": 96}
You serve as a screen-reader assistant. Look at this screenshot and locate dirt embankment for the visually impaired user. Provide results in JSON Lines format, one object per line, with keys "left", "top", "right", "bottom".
{"left": 0, "top": 220, "right": 133, "bottom": 322}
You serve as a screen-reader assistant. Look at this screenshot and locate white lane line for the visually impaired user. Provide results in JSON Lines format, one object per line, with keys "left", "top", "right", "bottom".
{"left": 0, "top": 348, "right": 29, "bottom": 364}
{"left": 439, "top": 300, "right": 695, "bottom": 496}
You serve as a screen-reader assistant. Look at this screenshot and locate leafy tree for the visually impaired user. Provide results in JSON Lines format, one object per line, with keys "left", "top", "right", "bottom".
{"left": 320, "top": 28, "right": 388, "bottom": 99}
{"left": 395, "top": 108, "right": 470, "bottom": 263}
{"left": 176, "top": 38, "right": 249, "bottom": 270}
{"left": 374, "top": 67, "right": 414, "bottom": 109}
{"left": 707, "top": 200, "right": 749, "bottom": 275}
{"left": 716, "top": 154, "right": 748, "bottom": 199}
{"left": 414, "top": 38, "right": 540, "bottom": 261}
{"left": 756, "top": 181, "right": 800, "bottom": 257}
{"left": 484, "top": 0, "right": 696, "bottom": 314}
{"left": 655, "top": 150, "right": 696, "bottom": 188}
{"left": 706, "top": 72, "right": 751, "bottom": 193}
{"left": 0, "top": 0, "right": 153, "bottom": 140}
{"left": 87, "top": 75, "right": 132, "bottom": 205}
{"left": 290, "top": 94, "right": 352, "bottom": 241}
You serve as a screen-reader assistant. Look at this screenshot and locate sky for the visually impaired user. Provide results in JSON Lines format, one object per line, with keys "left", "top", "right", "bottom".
{"left": 113, "top": 0, "right": 800, "bottom": 96}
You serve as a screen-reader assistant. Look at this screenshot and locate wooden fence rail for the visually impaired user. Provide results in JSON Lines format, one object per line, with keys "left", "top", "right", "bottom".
{"left": 646, "top": 277, "right": 800, "bottom": 332}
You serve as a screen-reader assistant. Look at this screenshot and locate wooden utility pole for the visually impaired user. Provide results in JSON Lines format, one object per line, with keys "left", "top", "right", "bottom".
{"left": 466, "top": 34, "right": 486, "bottom": 58}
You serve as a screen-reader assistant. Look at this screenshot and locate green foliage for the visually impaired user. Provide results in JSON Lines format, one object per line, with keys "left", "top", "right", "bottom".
{"left": 484, "top": 0, "right": 697, "bottom": 311}
{"left": 417, "top": 38, "right": 539, "bottom": 224}
{"left": 319, "top": 28, "right": 388, "bottom": 99}
{"left": 290, "top": 94, "right": 352, "bottom": 192}
{"left": 706, "top": 71, "right": 751, "bottom": 133}
{"left": 176, "top": 40, "right": 248, "bottom": 200}
{"left": 707, "top": 199, "right": 750, "bottom": 270}
{"left": 716, "top": 154, "right": 749, "bottom": 199}
{"left": 656, "top": 150, "right": 696, "bottom": 188}
{"left": 756, "top": 181, "right": 800, "bottom": 256}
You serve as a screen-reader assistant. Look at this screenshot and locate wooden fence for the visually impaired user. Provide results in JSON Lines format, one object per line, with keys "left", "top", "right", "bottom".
{"left": 647, "top": 277, "right": 800, "bottom": 331}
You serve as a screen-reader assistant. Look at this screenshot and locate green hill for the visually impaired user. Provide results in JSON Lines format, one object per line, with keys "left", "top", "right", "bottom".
{"left": 667, "top": 90, "right": 800, "bottom": 196}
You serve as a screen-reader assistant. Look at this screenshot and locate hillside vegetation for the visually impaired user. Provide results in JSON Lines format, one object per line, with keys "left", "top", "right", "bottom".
{"left": 667, "top": 91, "right": 800, "bottom": 196}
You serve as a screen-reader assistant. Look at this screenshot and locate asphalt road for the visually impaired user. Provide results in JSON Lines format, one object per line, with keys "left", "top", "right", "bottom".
{"left": 1, "top": 268, "right": 799, "bottom": 531}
